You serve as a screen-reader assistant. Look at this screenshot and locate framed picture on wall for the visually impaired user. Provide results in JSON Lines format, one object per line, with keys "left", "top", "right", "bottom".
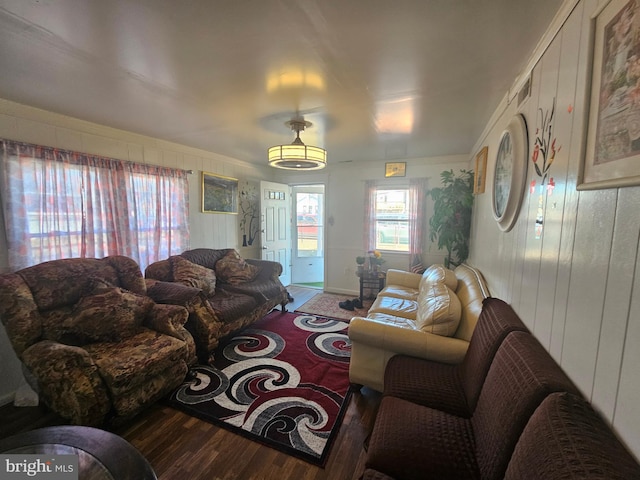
{"left": 579, "top": 0, "right": 640, "bottom": 189}
{"left": 474, "top": 146, "right": 488, "bottom": 194}
{"left": 202, "top": 172, "right": 238, "bottom": 214}
{"left": 385, "top": 162, "right": 406, "bottom": 177}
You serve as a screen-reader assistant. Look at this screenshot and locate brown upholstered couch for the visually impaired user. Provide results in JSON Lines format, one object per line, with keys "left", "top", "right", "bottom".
{"left": 0, "top": 256, "right": 196, "bottom": 426}
{"left": 360, "top": 298, "right": 640, "bottom": 479}
{"left": 145, "top": 248, "right": 289, "bottom": 363}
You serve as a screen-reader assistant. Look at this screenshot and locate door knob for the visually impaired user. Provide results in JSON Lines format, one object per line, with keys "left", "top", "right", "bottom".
{"left": 262, "top": 246, "right": 268, "bottom": 250}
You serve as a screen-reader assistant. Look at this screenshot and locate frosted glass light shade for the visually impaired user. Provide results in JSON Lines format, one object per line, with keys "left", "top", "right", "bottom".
{"left": 268, "top": 143, "right": 327, "bottom": 170}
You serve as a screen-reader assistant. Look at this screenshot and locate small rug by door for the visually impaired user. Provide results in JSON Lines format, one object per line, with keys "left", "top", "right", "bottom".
{"left": 167, "top": 310, "right": 352, "bottom": 466}
{"left": 297, "top": 292, "right": 372, "bottom": 320}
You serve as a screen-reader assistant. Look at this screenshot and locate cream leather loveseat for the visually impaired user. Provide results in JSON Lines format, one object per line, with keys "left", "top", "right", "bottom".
{"left": 348, "top": 263, "right": 490, "bottom": 392}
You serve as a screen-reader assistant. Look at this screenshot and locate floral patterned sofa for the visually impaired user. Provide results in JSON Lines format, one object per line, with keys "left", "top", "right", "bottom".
{"left": 0, "top": 256, "right": 196, "bottom": 426}
{"left": 145, "top": 248, "right": 289, "bottom": 363}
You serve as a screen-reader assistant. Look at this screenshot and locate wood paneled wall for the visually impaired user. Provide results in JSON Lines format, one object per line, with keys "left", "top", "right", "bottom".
{"left": 469, "top": 0, "right": 640, "bottom": 458}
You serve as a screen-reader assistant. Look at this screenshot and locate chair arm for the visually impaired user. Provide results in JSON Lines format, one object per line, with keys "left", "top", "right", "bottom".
{"left": 385, "top": 269, "right": 422, "bottom": 289}
{"left": 348, "top": 316, "right": 469, "bottom": 365}
{"left": 145, "top": 304, "right": 190, "bottom": 340}
{"left": 21, "top": 340, "right": 110, "bottom": 425}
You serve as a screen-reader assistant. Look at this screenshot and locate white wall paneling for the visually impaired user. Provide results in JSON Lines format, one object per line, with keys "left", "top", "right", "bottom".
{"left": 468, "top": 0, "right": 640, "bottom": 458}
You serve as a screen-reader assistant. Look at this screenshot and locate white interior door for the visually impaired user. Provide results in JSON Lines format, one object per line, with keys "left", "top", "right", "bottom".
{"left": 260, "top": 180, "right": 291, "bottom": 286}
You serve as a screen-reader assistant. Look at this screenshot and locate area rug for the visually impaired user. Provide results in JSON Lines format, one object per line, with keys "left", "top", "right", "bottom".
{"left": 296, "top": 292, "right": 372, "bottom": 320}
{"left": 167, "top": 310, "right": 352, "bottom": 466}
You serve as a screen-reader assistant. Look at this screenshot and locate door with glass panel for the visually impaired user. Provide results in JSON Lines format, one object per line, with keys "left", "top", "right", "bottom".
{"left": 291, "top": 185, "right": 324, "bottom": 286}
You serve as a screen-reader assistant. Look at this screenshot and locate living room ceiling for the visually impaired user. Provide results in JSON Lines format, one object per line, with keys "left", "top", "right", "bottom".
{"left": 0, "top": 0, "right": 563, "bottom": 166}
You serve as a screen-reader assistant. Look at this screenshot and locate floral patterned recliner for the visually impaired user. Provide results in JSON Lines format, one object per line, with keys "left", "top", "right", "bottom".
{"left": 0, "top": 256, "right": 197, "bottom": 426}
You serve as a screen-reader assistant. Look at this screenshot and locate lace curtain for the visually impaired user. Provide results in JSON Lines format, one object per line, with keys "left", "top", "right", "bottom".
{"left": 1, "top": 140, "right": 190, "bottom": 271}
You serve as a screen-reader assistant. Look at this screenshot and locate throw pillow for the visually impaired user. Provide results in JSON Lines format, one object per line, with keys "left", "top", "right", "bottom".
{"left": 170, "top": 255, "right": 217, "bottom": 296}
{"left": 415, "top": 282, "right": 462, "bottom": 337}
{"left": 214, "top": 250, "right": 259, "bottom": 285}
{"left": 63, "top": 286, "right": 154, "bottom": 343}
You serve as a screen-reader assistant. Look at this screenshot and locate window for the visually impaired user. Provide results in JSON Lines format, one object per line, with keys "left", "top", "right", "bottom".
{"left": 295, "top": 192, "right": 323, "bottom": 257}
{"left": 1, "top": 140, "right": 189, "bottom": 271}
{"left": 374, "top": 189, "right": 410, "bottom": 252}
{"left": 365, "top": 178, "right": 427, "bottom": 262}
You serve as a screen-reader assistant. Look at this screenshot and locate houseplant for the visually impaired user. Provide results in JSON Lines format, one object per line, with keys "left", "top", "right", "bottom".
{"left": 428, "top": 169, "right": 474, "bottom": 268}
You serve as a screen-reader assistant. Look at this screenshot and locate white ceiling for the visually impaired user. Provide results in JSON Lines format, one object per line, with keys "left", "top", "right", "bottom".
{"left": 0, "top": 0, "right": 564, "bottom": 166}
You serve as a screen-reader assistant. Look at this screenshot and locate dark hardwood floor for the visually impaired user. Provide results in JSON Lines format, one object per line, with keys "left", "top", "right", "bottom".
{"left": 0, "top": 289, "right": 381, "bottom": 480}
{"left": 0, "top": 387, "right": 380, "bottom": 480}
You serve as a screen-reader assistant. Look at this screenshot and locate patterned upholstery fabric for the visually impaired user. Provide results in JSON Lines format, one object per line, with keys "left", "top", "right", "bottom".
{"left": 384, "top": 297, "right": 528, "bottom": 417}
{"left": 214, "top": 249, "right": 259, "bottom": 285}
{"left": 505, "top": 392, "right": 640, "bottom": 479}
{"left": 0, "top": 255, "right": 195, "bottom": 426}
{"left": 170, "top": 255, "right": 217, "bottom": 296}
{"left": 63, "top": 285, "right": 154, "bottom": 343}
{"left": 145, "top": 249, "right": 288, "bottom": 363}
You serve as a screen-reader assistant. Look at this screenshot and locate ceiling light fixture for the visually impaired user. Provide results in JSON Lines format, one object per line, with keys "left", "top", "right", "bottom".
{"left": 268, "top": 119, "right": 326, "bottom": 170}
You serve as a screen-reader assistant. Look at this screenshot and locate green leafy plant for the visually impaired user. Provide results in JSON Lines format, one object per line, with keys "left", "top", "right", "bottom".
{"left": 428, "top": 169, "right": 474, "bottom": 268}
{"left": 356, "top": 256, "right": 366, "bottom": 265}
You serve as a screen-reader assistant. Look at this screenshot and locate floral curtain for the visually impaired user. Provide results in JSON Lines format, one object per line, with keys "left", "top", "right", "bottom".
{"left": 409, "top": 177, "right": 428, "bottom": 270}
{"left": 364, "top": 180, "right": 377, "bottom": 252}
{"left": 1, "top": 140, "right": 189, "bottom": 271}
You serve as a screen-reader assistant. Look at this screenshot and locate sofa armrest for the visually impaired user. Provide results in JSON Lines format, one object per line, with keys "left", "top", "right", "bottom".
{"left": 385, "top": 269, "right": 422, "bottom": 289}
{"left": 145, "top": 304, "right": 197, "bottom": 365}
{"left": 246, "top": 259, "right": 283, "bottom": 281}
{"left": 146, "top": 303, "right": 189, "bottom": 339}
{"left": 146, "top": 280, "right": 201, "bottom": 307}
{"left": 349, "top": 316, "right": 469, "bottom": 364}
{"left": 21, "top": 340, "right": 110, "bottom": 425}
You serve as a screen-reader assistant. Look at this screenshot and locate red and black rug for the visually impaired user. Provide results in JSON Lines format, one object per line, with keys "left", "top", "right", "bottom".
{"left": 167, "top": 310, "right": 352, "bottom": 466}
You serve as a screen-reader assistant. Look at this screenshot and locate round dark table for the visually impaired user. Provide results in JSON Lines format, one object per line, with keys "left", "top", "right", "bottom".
{"left": 0, "top": 426, "right": 156, "bottom": 480}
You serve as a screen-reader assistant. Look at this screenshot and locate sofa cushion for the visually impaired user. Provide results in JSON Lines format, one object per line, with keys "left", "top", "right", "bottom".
{"left": 214, "top": 250, "right": 259, "bottom": 285}
{"left": 420, "top": 264, "right": 458, "bottom": 291}
{"left": 377, "top": 285, "right": 419, "bottom": 300}
{"left": 367, "top": 311, "right": 418, "bottom": 329}
{"left": 63, "top": 284, "right": 154, "bottom": 343}
{"left": 416, "top": 282, "right": 461, "bottom": 336}
{"left": 369, "top": 295, "right": 418, "bottom": 320}
{"left": 384, "top": 355, "right": 469, "bottom": 417}
{"left": 170, "top": 255, "right": 217, "bottom": 296}
{"left": 366, "top": 396, "right": 480, "bottom": 479}
{"left": 83, "top": 329, "right": 187, "bottom": 396}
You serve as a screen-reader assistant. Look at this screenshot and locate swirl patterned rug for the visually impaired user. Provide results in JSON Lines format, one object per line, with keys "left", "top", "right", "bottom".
{"left": 167, "top": 310, "right": 352, "bottom": 466}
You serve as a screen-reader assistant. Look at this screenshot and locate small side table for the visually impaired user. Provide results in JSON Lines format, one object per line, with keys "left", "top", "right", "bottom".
{"left": 0, "top": 426, "right": 156, "bottom": 480}
{"left": 357, "top": 270, "right": 386, "bottom": 304}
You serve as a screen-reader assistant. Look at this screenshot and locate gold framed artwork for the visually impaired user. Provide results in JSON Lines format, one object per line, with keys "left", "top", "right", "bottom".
{"left": 474, "top": 146, "right": 488, "bottom": 194}
{"left": 579, "top": 0, "right": 640, "bottom": 190}
{"left": 201, "top": 172, "right": 238, "bottom": 214}
{"left": 385, "top": 162, "right": 406, "bottom": 177}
